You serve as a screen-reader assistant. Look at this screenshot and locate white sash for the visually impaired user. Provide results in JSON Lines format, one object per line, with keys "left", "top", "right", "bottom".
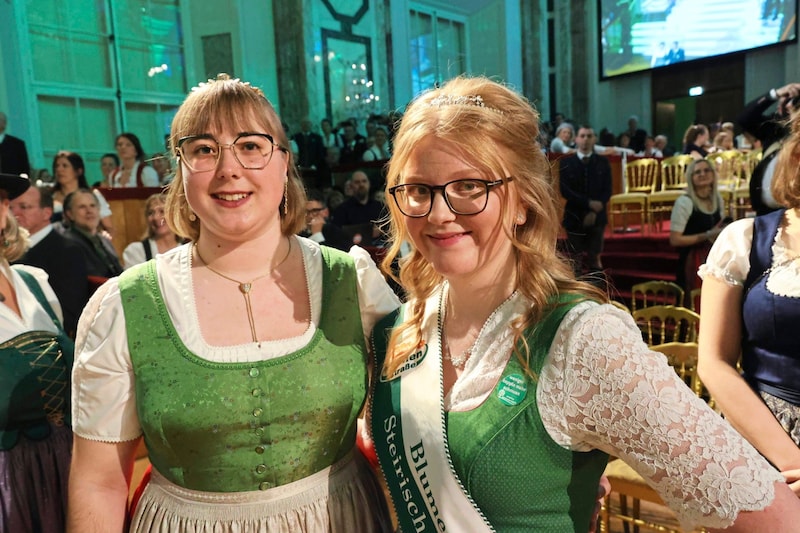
{"left": 381, "top": 288, "right": 494, "bottom": 532}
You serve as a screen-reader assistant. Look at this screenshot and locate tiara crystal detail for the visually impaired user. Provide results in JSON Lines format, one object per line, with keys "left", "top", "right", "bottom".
{"left": 427, "top": 94, "right": 503, "bottom": 114}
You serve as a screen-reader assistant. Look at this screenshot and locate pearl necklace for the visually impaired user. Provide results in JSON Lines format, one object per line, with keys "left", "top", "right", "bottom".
{"left": 194, "top": 239, "right": 293, "bottom": 343}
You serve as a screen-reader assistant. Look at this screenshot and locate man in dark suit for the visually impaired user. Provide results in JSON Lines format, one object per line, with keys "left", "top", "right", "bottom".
{"left": 300, "top": 189, "right": 352, "bottom": 251}
{"left": 291, "top": 118, "right": 325, "bottom": 170}
{"left": 10, "top": 185, "right": 89, "bottom": 337}
{"left": 559, "top": 125, "right": 612, "bottom": 277}
{"left": 338, "top": 122, "right": 368, "bottom": 165}
{"left": 0, "top": 112, "right": 31, "bottom": 177}
{"left": 624, "top": 115, "right": 648, "bottom": 154}
{"left": 736, "top": 82, "right": 800, "bottom": 215}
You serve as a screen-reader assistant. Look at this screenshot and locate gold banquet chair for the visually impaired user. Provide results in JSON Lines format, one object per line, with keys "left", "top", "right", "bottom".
{"left": 601, "top": 459, "right": 682, "bottom": 533}
{"left": 651, "top": 341, "right": 715, "bottom": 409}
{"left": 630, "top": 281, "right": 684, "bottom": 312}
{"left": 731, "top": 184, "right": 752, "bottom": 220}
{"left": 708, "top": 150, "right": 747, "bottom": 217}
{"left": 744, "top": 148, "right": 762, "bottom": 182}
{"left": 633, "top": 305, "right": 700, "bottom": 346}
{"left": 648, "top": 155, "right": 693, "bottom": 232}
{"left": 608, "top": 158, "right": 659, "bottom": 233}
{"left": 708, "top": 150, "right": 747, "bottom": 190}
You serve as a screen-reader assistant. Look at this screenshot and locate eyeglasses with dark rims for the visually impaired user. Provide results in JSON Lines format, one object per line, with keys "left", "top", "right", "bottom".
{"left": 176, "top": 133, "right": 288, "bottom": 172}
{"left": 388, "top": 177, "right": 512, "bottom": 218}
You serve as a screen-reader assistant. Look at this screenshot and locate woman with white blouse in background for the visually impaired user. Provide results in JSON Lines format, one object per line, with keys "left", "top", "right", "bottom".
{"left": 122, "top": 193, "right": 181, "bottom": 268}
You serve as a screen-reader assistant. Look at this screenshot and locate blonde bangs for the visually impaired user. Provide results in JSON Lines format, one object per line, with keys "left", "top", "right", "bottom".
{"left": 165, "top": 75, "right": 305, "bottom": 241}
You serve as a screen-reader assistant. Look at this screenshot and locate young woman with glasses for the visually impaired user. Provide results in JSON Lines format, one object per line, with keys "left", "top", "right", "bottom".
{"left": 369, "top": 76, "right": 800, "bottom": 531}
{"left": 67, "top": 75, "right": 398, "bottom": 532}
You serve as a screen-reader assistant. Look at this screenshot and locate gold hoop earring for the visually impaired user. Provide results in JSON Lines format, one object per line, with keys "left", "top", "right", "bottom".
{"left": 188, "top": 211, "right": 197, "bottom": 222}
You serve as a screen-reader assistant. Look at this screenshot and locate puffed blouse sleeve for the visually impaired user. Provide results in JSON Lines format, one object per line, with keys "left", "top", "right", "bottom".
{"left": 71, "top": 278, "right": 141, "bottom": 442}
{"left": 122, "top": 240, "right": 146, "bottom": 270}
{"left": 348, "top": 245, "right": 401, "bottom": 337}
{"left": 698, "top": 217, "right": 754, "bottom": 286}
{"left": 93, "top": 189, "right": 113, "bottom": 219}
{"left": 13, "top": 264, "right": 64, "bottom": 324}
{"left": 668, "top": 195, "right": 693, "bottom": 234}
{"left": 538, "top": 302, "right": 784, "bottom": 531}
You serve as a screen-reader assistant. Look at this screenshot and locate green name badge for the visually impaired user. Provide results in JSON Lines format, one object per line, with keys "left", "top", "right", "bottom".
{"left": 497, "top": 373, "right": 527, "bottom": 406}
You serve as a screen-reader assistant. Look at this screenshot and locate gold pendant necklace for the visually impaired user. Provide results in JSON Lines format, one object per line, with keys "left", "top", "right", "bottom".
{"left": 194, "top": 239, "right": 293, "bottom": 343}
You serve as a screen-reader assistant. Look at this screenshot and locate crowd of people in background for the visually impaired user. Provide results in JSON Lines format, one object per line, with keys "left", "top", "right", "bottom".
{"left": 2, "top": 74, "right": 800, "bottom": 531}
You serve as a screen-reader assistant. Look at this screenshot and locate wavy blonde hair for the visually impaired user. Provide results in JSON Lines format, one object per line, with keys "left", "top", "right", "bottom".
{"left": 381, "top": 76, "right": 606, "bottom": 378}
{"left": 772, "top": 109, "right": 800, "bottom": 209}
{"left": 165, "top": 74, "right": 305, "bottom": 241}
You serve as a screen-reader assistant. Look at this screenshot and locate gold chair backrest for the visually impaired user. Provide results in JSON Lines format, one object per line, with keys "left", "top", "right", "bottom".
{"left": 744, "top": 149, "right": 763, "bottom": 181}
{"left": 625, "top": 158, "right": 660, "bottom": 193}
{"left": 707, "top": 150, "right": 747, "bottom": 188}
{"left": 650, "top": 341, "right": 714, "bottom": 408}
{"left": 659, "top": 155, "right": 693, "bottom": 191}
{"left": 689, "top": 287, "right": 702, "bottom": 313}
{"left": 630, "top": 280, "right": 685, "bottom": 311}
{"left": 633, "top": 305, "right": 700, "bottom": 345}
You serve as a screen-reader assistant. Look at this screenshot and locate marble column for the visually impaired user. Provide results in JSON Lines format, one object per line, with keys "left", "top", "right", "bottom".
{"left": 272, "top": 1, "right": 309, "bottom": 129}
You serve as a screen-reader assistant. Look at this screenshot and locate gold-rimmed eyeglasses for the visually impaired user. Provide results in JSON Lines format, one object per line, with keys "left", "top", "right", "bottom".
{"left": 176, "top": 133, "right": 288, "bottom": 172}
{"left": 388, "top": 177, "right": 512, "bottom": 218}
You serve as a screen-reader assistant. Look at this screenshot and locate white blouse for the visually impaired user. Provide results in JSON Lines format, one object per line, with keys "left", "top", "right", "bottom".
{"left": 699, "top": 215, "right": 800, "bottom": 296}
{"left": 362, "top": 145, "right": 390, "bottom": 162}
{"left": 122, "top": 238, "right": 158, "bottom": 269}
{"left": 109, "top": 162, "right": 159, "bottom": 188}
{"left": 0, "top": 261, "right": 63, "bottom": 341}
{"left": 72, "top": 237, "right": 400, "bottom": 442}
{"left": 669, "top": 193, "right": 724, "bottom": 234}
{"left": 442, "top": 289, "right": 782, "bottom": 531}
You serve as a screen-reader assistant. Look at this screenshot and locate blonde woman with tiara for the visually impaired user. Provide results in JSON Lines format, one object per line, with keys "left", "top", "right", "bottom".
{"left": 369, "top": 76, "right": 800, "bottom": 532}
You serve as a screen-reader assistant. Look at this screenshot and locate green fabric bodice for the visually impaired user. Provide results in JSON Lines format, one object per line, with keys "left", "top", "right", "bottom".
{"left": 446, "top": 300, "right": 608, "bottom": 532}
{"left": 119, "top": 247, "right": 367, "bottom": 492}
{"left": 372, "top": 296, "right": 608, "bottom": 532}
{"left": 0, "top": 269, "right": 74, "bottom": 450}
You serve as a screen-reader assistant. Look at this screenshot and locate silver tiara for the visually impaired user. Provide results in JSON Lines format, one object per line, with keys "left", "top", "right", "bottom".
{"left": 427, "top": 94, "right": 503, "bottom": 114}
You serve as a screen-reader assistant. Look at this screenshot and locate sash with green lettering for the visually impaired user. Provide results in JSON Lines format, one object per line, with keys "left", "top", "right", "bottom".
{"left": 370, "top": 295, "right": 494, "bottom": 532}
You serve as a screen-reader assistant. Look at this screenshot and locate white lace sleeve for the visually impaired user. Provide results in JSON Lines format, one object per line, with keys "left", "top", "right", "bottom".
{"left": 698, "top": 218, "right": 754, "bottom": 286}
{"left": 539, "top": 302, "right": 783, "bottom": 531}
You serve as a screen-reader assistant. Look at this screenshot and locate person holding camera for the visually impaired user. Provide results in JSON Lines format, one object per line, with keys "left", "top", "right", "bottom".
{"left": 699, "top": 102, "right": 800, "bottom": 498}
{"left": 669, "top": 158, "right": 728, "bottom": 304}
{"left": 736, "top": 82, "right": 800, "bottom": 215}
